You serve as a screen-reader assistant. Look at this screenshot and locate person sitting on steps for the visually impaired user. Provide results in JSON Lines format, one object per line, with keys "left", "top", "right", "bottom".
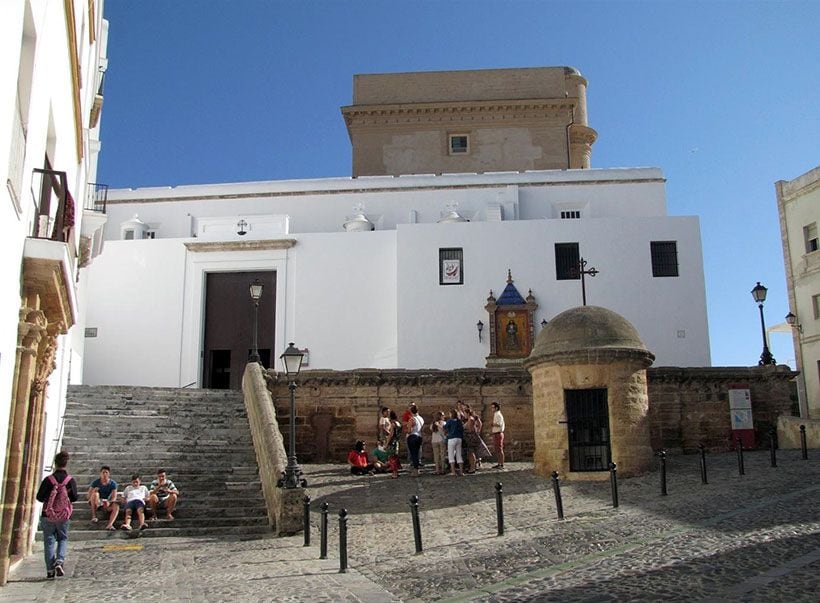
{"left": 148, "top": 468, "right": 179, "bottom": 521}
{"left": 87, "top": 465, "right": 119, "bottom": 531}
{"left": 120, "top": 474, "right": 149, "bottom": 531}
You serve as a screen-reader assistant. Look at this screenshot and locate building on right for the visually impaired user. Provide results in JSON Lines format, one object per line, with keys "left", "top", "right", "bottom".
{"left": 776, "top": 165, "right": 820, "bottom": 420}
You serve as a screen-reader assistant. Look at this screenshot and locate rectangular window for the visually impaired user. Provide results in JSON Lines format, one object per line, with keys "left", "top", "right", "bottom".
{"left": 560, "top": 210, "right": 581, "bottom": 219}
{"left": 651, "top": 241, "right": 679, "bottom": 277}
{"left": 439, "top": 248, "right": 463, "bottom": 285}
{"left": 448, "top": 134, "right": 469, "bottom": 155}
{"left": 813, "top": 294, "right": 820, "bottom": 320}
{"left": 804, "top": 223, "right": 818, "bottom": 253}
{"left": 555, "top": 243, "right": 580, "bottom": 280}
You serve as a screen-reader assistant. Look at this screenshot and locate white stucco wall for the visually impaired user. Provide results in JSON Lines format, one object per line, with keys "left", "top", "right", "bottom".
{"left": 1, "top": 1, "right": 107, "bottom": 483}
{"left": 396, "top": 216, "right": 709, "bottom": 369}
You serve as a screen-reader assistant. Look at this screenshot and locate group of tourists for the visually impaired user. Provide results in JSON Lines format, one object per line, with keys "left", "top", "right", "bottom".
{"left": 347, "top": 400, "right": 506, "bottom": 478}
{"left": 36, "top": 451, "right": 180, "bottom": 579}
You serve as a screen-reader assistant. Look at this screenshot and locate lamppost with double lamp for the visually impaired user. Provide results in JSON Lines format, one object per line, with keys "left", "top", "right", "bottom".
{"left": 248, "top": 279, "right": 263, "bottom": 363}
{"left": 280, "top": 342, "right": 305, "bottom": 488}
{"left": 751, "top": 282, "right": 775, "bottom": 366}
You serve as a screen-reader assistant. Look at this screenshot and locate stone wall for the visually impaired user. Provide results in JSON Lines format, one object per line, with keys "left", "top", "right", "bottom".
{"left": 264, "top": 365, "right": 798, "bottom": 463}
{"left": 242, "top": 364, "right": 303, "bottom": 535}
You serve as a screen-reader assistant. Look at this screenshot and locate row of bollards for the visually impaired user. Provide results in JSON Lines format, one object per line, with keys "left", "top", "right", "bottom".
{"left": 301, "top": 427, "right": 811, "bottom": 571}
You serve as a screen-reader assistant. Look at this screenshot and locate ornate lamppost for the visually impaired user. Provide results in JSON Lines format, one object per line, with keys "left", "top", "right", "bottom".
{"left": 248, "top": 279, "right": 263, "bottom": 363}
{"left": 280, "top": 342, "right": 305, "bottom": 488}
{"left": 751, "top": 282, "right": 775, "bottom": 365}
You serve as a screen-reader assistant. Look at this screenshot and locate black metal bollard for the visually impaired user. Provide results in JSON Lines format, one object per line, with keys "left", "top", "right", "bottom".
{"left": 409, "top": 495, "right": 423, "bottom": 554}
{"left": 800, "top": 425, "right": 808, "bottom": 460}
{"left": 699, "top": 444, "right": 708, "bottom": 485}
{"left": 658, "top": 451, "right": 668, "bottom": 496}
{"left": 338, "top": 508, "right": 348, "bottom": 573}
{"left": 551, "top": 471, "right": 564, "bottom": 520}
{"left": 495, "top": 482, "right": 504, "bottom": 536}
{"left": 319, "top": 502, "right": 329, "bottom": 560}
{"left": 769, "top": 429, "right": 777, "bottom": 468}
{"left": 736, "top": 438, "right": 745, "bottom": 476}
{"left": 303, "top": 495, "right": 311, "bottom": 546}
{"left": 609, "top": 462, "right": 619, "bottom": 508}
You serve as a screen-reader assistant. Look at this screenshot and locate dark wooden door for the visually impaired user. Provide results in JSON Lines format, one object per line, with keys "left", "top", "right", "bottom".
{"left": 202, "top": 271, "right": 275, "bottom": 389}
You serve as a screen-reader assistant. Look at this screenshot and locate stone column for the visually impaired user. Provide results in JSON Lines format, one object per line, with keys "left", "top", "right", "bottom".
{"left": 0, "top": 296, "right": 45, "bottom": 585}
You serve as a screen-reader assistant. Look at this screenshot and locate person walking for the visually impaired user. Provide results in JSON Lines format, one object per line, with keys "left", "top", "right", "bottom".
{"left": 491, "top": 402, "right": 506, "bottom": 469}
{"left": 36, "top": 451, "right": 78, "bottom": 579}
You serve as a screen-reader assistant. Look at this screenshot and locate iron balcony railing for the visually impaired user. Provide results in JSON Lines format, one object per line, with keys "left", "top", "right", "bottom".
{"left": 86, "top": 182, "right": 108, "bottom": 213}
{"left": 30, "top": 168, "right": 73, "bottom": 244}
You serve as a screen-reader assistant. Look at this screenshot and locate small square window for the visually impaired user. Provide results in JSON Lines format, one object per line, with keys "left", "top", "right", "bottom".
{"left": 804, "top": 223, "right": 818, "bottom": 253}
{"left": 651, "top": 241, "right": 679, "bottom": 277}
{"left": 449, "top": 134, "right": 469, "bottom": 155}
{"left": 439, "top": 248, "right": 463, "bottom": 285}
{"left": 555, "top": 243, "right": 580, "bottom": 280}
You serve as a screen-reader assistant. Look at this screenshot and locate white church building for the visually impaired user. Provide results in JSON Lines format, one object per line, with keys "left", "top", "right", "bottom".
{"left": 83, "top": 67, "right": 710, "bottom": 389}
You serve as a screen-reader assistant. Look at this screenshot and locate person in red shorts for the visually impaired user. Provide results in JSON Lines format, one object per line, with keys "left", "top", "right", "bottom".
{"left": 347, "top": 440, "right": 375, "bottom": 475}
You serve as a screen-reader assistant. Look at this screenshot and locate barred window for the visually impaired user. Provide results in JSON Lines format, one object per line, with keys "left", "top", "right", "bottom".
{"left": 555, "top": 243, "right": 580, "bottom": 280}
{"left": 651, "top": 241, "right": 679, "bottom": 277}
{"left": 560, "top": 210, "right": 581, "bottom": 219}
{"left": 448, "top": 134, "right": 469, "bottom": 155}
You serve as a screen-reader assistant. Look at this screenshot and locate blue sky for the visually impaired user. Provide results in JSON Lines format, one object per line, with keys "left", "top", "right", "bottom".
{"left": 99, "top": 0, "right": 820, "bottom": 367}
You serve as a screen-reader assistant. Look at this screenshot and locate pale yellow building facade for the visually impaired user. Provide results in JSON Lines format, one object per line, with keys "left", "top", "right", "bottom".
{"left": 342, "top": 66, "right": 596, "bottom": 177}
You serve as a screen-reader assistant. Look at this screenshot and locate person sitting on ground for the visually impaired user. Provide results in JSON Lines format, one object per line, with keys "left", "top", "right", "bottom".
{"left": 370, "top": 441, "right": 389, "bottom": 473}
{"left": 148, "top": 468, "right": 179, "bottom": 521}
{"left": 87, "top": 465, "right": 119, "bottom": 530}
{"left": 348, "top": 440, "right": 375, "bottom": 475}
{"left": 120, "top": 474, "right": 149, "bottom": 531}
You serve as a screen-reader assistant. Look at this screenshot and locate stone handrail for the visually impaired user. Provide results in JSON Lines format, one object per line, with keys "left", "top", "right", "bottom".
{"left": 241, "top": 362, "right": 303, "bottom": 535}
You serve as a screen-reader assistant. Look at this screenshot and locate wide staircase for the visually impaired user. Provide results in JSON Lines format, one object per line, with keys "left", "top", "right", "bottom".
{"left": 57, "top": 385, "right": 271, "bottom": 541}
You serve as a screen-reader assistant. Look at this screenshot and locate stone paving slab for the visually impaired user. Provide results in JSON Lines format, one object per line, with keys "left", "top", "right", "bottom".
{"left": 3, "top": 450, "right": 819, "bottom": 602}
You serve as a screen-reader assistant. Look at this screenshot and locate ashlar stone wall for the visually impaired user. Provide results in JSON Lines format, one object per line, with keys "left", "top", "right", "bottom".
{"left": 265, "top": 365, "right": 797, "bottom": 464}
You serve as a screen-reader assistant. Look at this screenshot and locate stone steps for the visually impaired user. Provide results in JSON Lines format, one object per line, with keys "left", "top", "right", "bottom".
{"left": 60, "top": 385, "right": 271, "bottom": 541}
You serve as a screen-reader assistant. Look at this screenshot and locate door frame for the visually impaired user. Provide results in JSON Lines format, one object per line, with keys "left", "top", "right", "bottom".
{"left": 179, "top": 242, "right": 294, "bottom": 387}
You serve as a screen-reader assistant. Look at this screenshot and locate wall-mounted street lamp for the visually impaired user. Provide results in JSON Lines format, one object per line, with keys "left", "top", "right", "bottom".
{"left": 248, "top": 279, "right": 263, "bottom": 362}
{"left": 785, "top": 312, "right": 803, "bottom": 333}
{"left": 751, "top": 282, "right": 775, "bottom": 365}
{"left": 541, "top": 319, "right": 548, "bottom": 329}
{"left": 236, "top": 219, "right": 248, "bottom": 236}
{"left": 477, "top": 320, "right": 484, "bottom": 342}
{"left": 280, "top": 342, "right": 305, "bottom": 489}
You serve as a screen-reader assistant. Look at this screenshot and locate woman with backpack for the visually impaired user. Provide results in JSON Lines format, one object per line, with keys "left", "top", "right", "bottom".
{"left": 35, "top": 450, "right": 78, "bottom": 579}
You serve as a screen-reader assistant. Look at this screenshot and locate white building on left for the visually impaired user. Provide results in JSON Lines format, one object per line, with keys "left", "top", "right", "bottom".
{"left": 0, "top": 0, "right": 109, "bottom": 582}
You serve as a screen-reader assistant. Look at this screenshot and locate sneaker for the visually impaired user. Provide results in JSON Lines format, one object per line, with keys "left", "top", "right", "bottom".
{"left": 120, "top": 524, "right": 131, "bottom": 531}
{"left": 54, "top": 563, "right": 65, "bottom": 577}
{"left": 139, "top": 523, "right": 147, "bottom": 531}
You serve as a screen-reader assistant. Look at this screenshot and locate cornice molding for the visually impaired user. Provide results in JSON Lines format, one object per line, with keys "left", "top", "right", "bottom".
{"left": 183, "top": 239, "right": 297, "bottom": 253}
{"left": 342, "top": 99, "right": 574, "bottom": 128}
{"left": 265, "top": 368, "right": 530, "bottom": 388}
{"left": 108, "top": 177, "right": 665, "bottom": 206}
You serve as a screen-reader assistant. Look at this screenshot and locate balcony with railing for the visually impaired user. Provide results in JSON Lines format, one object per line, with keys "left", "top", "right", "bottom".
{"left": 86, "top": 182, "right": 108, "bottom": 213}
{"left": 23, "top": 168, "right": 78, "bottom": 332}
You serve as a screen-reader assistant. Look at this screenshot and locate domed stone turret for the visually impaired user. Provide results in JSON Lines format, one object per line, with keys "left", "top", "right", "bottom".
{"left": 527, "top": 306, "right": 653, "bottom": 368}
{"left": 526, "top": 306, "right": 655, "bottom": 480}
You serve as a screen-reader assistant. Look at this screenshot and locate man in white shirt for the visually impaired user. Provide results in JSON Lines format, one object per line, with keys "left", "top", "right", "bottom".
{"left": 491, "top": 402, "right": 506, "bottom": 469}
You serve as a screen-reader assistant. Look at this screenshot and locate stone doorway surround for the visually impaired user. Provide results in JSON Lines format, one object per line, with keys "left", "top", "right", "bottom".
{"left": 525, "top": 305, "right": 655, "bottom": 480}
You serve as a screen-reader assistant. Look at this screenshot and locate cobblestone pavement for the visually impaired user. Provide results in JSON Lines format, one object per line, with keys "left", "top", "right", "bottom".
{"left": 3, "top": 449, "right": 819, "bottom": 602}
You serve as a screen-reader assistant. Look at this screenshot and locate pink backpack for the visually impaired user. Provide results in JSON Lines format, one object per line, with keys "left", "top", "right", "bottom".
{"left": 44, "top": 475, "right": 73, "bottom": 522}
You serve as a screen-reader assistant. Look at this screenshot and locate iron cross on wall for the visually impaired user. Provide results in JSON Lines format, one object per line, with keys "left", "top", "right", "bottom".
{"left": 578, "top": 257, "right": 598, "bottom": 306}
